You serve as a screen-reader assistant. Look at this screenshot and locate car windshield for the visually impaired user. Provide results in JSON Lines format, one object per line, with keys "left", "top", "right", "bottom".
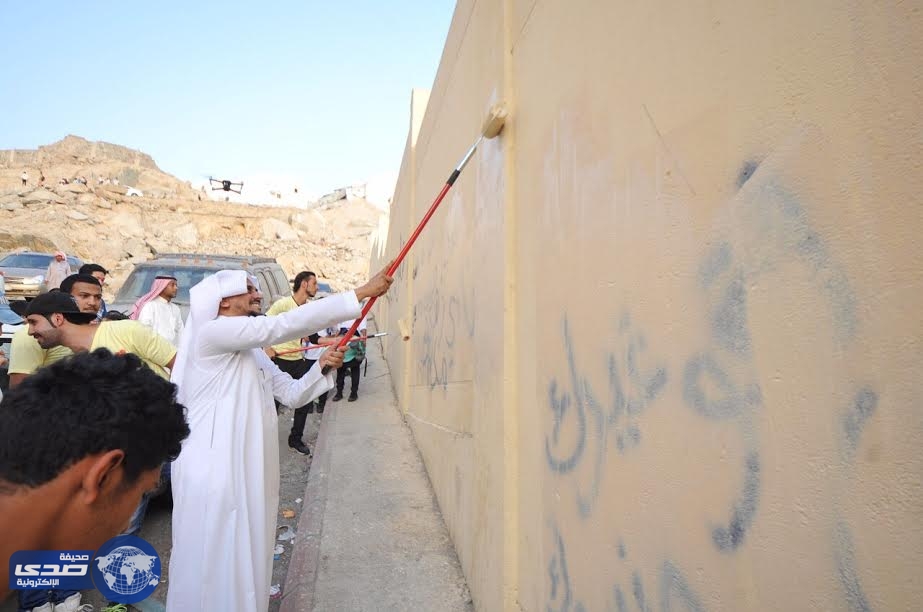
{"left": 0, "top": 254, "right": 80, "bottom": 269}
{"left": 115, "top": 266, "right": 224, "bottom": 305}
{"left": 0, "top": 253, "right": 53, "bottom": 268}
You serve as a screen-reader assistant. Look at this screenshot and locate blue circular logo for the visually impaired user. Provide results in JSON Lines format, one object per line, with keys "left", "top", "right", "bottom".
{"left": 90, "top": 535, "right": 161, "bottom": 604}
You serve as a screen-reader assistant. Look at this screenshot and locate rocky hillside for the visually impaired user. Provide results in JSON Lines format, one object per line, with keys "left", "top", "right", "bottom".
{"left": 0, "top": 135, "right": 198, "bottom": 199}
{"left": 0, "top": 136, "right": 386, "bottom": 298}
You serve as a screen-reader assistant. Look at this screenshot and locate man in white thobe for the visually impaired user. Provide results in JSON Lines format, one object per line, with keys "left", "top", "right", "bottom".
{"left": 44, "top": 251, "right": 71, "bottom": 291}
{"left": 166, "top": 265, "right": 392, "bottom": 612}
{"left": 132, "top": 275, "right": 184, "bottom": 346}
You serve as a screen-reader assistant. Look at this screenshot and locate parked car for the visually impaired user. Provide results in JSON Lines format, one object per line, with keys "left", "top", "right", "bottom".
{"left": 0, "top": 296, "right": 24, "bottom": 391}
{"left": 314, "top": 279, "right": 337, "bottom": 299}
{"left": 109, "top": 253, "right": 292, "bottom": 319}
{"left": 0, "top": 251, "right": 84, "bottom": 300}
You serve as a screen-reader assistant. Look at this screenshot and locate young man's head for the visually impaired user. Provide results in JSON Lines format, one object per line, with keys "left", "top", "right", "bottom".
{"left": 60, "top": 273, "right": 103, "bottom": 315}
{"left": 52, "top": 251, "right": 66, "bottom": 263}
{"left": 218, "top": 275, "right": 263, "bottom": 317}
{"left": 0, "top": 349, "right": 189, "bottom": 561}
{"left": 78, "top": 263, "right": 108, "bottom": 286}
{"left": 157, "top": 276, "right": 179, "bottom": 302}
{"left": 293, "top": 271, "right": 318, "bottom": 300}
{"left": 11, "top": 291, "right": 97, "bottom": 349}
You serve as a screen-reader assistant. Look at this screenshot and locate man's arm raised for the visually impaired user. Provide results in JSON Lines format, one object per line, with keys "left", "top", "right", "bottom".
{"left": 354, "top": 260, "right": 395, "bottom": 302}
{"left": 199, "top": 262, "right": 395, "bottom": 357}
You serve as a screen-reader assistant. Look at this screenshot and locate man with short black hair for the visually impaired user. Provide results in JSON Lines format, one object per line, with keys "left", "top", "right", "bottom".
{"left": 14, "top": 292, "right": 176, "bottom": 379}
{"left": 0, "top": 349, "right": 190, "bottom": 604}
{"left": 14, "top": 292, "right": 178, "bottom": 546}
{"left": 6, "top": 274, "right": 102, "bottom": 389}
{"left": 5, "top": 277, "right": 107, "bottom": 611}
{"left": 264, "top": 270, "right": 318, "bottom": 455}
{"left": 78, "top": 263, "right": 109, "bottom": 320}
{"left": 77, "top": 263, "right": 107, "bottom": 285}
{"left": 60, "top": 274, "right": 103, "bottom": 319}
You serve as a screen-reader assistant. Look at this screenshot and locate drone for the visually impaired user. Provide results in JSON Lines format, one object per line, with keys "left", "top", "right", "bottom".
{"left": 208, "top": 177, "right": 244, "bottom": 194}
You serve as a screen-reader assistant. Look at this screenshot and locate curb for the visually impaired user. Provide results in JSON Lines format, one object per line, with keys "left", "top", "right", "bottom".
{"left": 279, "top": 402, "right": 336, "bottom": 612}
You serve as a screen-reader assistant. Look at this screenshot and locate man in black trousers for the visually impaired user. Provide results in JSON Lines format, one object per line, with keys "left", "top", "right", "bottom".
{"left": 265, "top": 271, "right": 318, "bottom": 455}
{"left": 331, "top": 313, "right": 367, "bottom": 402}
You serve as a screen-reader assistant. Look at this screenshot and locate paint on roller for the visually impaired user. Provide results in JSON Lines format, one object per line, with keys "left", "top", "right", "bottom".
{"left": 482, "top": 103, "right": 509, "bottom": 139}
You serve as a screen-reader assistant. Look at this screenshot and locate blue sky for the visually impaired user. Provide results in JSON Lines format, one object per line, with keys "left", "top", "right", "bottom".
{"left": 0, "top": 1, "right": 454, "bottom": 196}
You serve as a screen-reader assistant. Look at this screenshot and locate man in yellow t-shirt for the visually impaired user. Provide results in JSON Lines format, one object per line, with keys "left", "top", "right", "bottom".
{"left": 6, "top": 273, "right": 104, "bottom": 388}
{"left": 14, "top": 292, "right": 176, "bottom": 379}
{"left": 264, "top": 270, "right": 318, "bottom": 455}
{"left": 15, "top": 292, "right": 177, "bottom": 538}
{"left": 89, "top": 319, "right": 176, "bottom": 379}
{"left": 7, "top": 325, "right": 73, "bottom": 387}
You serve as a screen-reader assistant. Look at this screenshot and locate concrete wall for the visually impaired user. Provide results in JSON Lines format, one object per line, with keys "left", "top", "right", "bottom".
{"left": 372, "top": 2, "right": 923, "bottom": 610}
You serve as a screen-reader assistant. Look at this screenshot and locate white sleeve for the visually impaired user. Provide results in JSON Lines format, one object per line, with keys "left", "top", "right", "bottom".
{"left": 255, "top": 349, "right": 334, "bottom": 407}
{"left": 198, "top": 291, "right": 361, "bottom": 357}
{"left": 174, "top": 306, "right": 185, "bottom": 344}
{"left": 138, "top": 303, "right": 155, "bottom": 328}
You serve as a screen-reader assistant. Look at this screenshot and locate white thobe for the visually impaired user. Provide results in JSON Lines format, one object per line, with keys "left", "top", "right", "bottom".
{"left": 44, "top": 261, "right": 71, "bottom": 290}
{"left": 167, "top": 291, "right": 360, "bottom": 612}
{"left": 138, "top": 296, "right": 184, "bottom": 346}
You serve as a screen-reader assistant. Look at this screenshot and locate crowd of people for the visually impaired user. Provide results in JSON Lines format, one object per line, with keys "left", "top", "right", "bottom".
{"left": 263, "top": 272, "right": 370, "bottom": 456}
{"left": 0, "top": 259, "right": 394, "bottom": 611}
{"left": 19, "top": 169, "right": 120, "bottom": 190}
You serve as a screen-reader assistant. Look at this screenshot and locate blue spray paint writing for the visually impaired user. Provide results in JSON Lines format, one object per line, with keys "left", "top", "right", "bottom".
{"left": 548, "top": 525, "right": 707, "bottom": 612}
{"left": 546, "top": 314, "right": 668, "bottom": 517}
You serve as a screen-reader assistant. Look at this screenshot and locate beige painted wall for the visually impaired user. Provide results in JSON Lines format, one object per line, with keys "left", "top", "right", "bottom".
{"left": 372, "top": 1, "right": 923, "bottom": 610}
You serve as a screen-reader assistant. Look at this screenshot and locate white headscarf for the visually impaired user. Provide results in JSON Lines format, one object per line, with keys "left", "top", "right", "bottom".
{"left": 171, "top": 270, "right": 248, "bottom": 397}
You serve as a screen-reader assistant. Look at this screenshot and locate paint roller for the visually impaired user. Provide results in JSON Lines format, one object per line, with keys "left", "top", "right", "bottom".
{"left": 397, "top": 318, "right": 411, "bottom": 341}
{"left": 322, "top": 103, "right": 509, "bottom": 374}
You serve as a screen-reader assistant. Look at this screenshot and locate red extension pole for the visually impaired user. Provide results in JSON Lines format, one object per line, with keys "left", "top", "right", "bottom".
{"left": 320, "top": 134, "right": 485, "bottom": 374}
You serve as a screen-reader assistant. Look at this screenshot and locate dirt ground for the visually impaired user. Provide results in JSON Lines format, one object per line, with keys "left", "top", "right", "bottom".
{"left": 1, "top": 405, "right": 324, "bottom": 612}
